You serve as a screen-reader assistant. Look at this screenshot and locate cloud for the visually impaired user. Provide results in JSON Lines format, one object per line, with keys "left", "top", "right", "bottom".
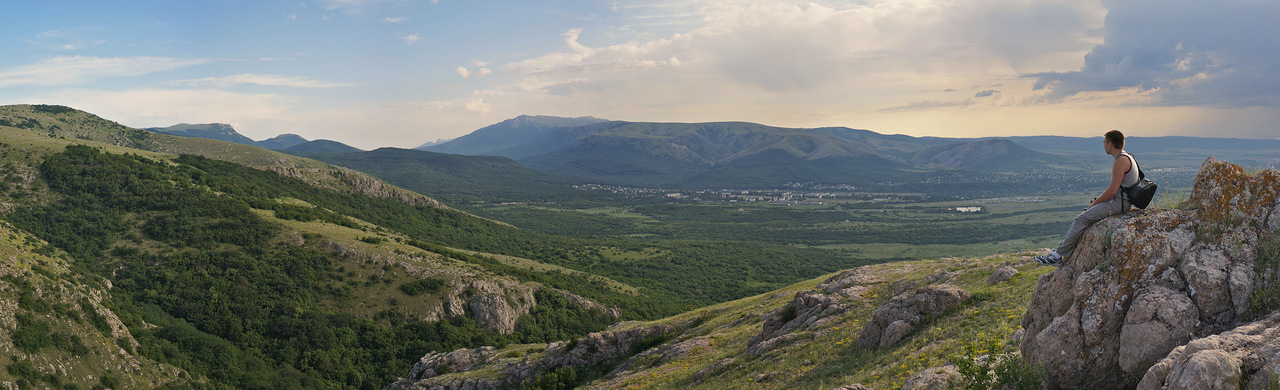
{"left": 28, "top": 30, "right": 103, "bottom": 51}
{"left": 456, "top": 66, "right": 491, "bottom": 80}
{"left": 0, "top": 56, "right": 209, "bottom": 88}
{"left": 1026, "top": 0, "right": 1280, "bottom": 108}
{"left": 500, "top": 0, "right": 1100, "bottom": 98}
{"left": 878, "top": 100, "right": 973, "bottom": 112}
{"left": 169, "top": 74, "right": 355, "bottom": 88}
{"left": 401, "top": 33, "right": 421, "bottom": 44}
{"left": 383, "top": 17, "right": 408, "bottom": 23}
{"left": 974, "top": 89, "right": 999, "bottom": 98}
{"left": 32, "top": 88, "right": 298, "bottom": 135}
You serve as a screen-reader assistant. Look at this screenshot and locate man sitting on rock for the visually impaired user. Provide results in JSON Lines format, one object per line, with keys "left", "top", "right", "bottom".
{"left": 1035, "top": 130, "right": 1139, "bottom": 266}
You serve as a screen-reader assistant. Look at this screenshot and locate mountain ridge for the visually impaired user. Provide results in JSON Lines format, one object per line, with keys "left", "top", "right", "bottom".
{"left": 425, "top": 116, "right": 1086, "bottom": 189}
{"left": 145, "top": 122, "right": 313, "bottom": 150}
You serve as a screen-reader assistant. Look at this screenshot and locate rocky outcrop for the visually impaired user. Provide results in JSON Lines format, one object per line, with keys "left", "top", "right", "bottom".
{"left": 321, "top": 240, "right": 622, "bottom": 334}
{"left": 749, "top": 291, "right": 846, "bottom": 355}
{"left": 988, "top": 265, "right": 1018, "bottom": 285}
{"left": 902, "top": 366, "right": 962, "bottom": 390}
{"left": 557, "top": 290, "right": 624, "bottom": 318}
{"left": 1020, "top": 158, "right": 1280, "bottom": 389}
{"left": 386, "top": 324, "right": 673, "bottom": 390}
{"left": 1138, "top": 311, "right": 1280, "bottom": 390}
{"left": 858, "top": 284, "right": 970, "bottom": 348}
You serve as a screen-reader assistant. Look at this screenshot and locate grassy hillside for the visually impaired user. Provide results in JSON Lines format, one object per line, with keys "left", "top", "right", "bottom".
{"left": 408, "top": 250, "right": 1053, "bottom": 389}
{"left": 2, "top": 143, "right": 630, "bottom": 389}
{"left": 0, "top": 220, "right": 189, "bottom": 389}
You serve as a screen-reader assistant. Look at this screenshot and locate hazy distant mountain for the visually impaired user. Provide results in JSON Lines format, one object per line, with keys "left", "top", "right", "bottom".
{"left": 514, "top": 121, "right": 933, "bottom": 187}
{"left": 288, "top": 147, "right": 604, "bottom": 204}
{"left": 282, "top": 139, "right": 362, "bottom": 153}
{"left": 146, "top": 123, "right": 316, "bottom": 150}
{"left": 413, "top": 137, "right": 455, "bottom": 149}
{"left": 146, "top": 123, "right": 259, "bottom": 146}
{"left": 910, "top": 139, "right": 1075, "bottom": 171}
{"left": 420, "top": 115, "right": 609, "bottom": 155}
{"left": 259, "top": 133, "right": 309, "bottom": 149}
{"left": 437, "top": 117, "right": 1076, "bottom": 188}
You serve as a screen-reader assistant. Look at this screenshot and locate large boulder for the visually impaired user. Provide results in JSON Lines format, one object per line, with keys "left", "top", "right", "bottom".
{"left": 1020, "top": 159, "right": 1280, "bottom": 389}
{"left": 859, "top": 284, "right": 970, "bottom": 348}
{"left": 1138, "top": 311, "right": 1280, "bottom": 390}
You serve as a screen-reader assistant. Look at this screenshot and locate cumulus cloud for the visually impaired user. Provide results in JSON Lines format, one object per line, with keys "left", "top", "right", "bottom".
{"left": 169, "top": 74, "right": 355, "bottom": 88}
{"left": 383, "top": 17, "right": 408, "bottom": 23}
{"left": 0, "top": 56, "right": 209, "bottom": 87}
{"left": 401, "top": 33, "right": 421, "bottom": 44}
{"left": 456, "top": 66, "right": 491, "bottom": 80}
{"left": 499, "top": 0, "right": 1100, "bottom": 101}
{"left": 1026, "top": 0, "right": 1280, "bottom": 107}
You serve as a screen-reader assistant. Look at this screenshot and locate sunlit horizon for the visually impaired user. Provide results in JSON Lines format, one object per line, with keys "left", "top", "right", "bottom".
{"left": 3, "top": 0, "right": 1279, "bottom": 149}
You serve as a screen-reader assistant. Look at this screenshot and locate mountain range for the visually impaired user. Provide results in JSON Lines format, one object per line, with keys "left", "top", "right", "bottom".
{"left": 145, "top": 123, "right": 361, "bottom": 152}
{"left": 415, "top": 115, "right": 1280, "bottom": 190}
{"left": 416, "top": 116, "right": 1085, "bottom": 188}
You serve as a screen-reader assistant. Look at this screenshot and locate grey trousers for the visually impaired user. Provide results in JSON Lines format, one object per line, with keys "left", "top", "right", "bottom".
{"left": 1057, "top": 194, "right": 1129, "bottom": 258}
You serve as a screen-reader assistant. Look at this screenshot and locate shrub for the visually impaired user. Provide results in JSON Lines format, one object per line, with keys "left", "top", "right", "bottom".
{"left": 953, "top": 337, "right": 1041, "bottom": 390}
{"left": 1250, "top": 234, "right": 1280, "bottom": 317}
{"left": 399, "top": 278, "right": 446, "bottom": 296}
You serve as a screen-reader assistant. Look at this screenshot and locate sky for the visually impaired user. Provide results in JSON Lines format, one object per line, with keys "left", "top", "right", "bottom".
{"left": 2, "top": 0, "right": 1278, "bottom": 149}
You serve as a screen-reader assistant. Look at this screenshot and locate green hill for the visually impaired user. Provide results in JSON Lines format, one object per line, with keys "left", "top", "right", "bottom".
{"left": 259, "top": 133, "right": 309, "bottom": 150}
{"left": 289, "top": 147, "right": 610, "bottom": 204}
{"left": 146, "top": 123, "right": 260, "bottom": 146}
{"left": 283, "top": 139, "right": 362, "bottom": 153}
{"left": 419, "top": 114, "right": 608, "bottom": 155}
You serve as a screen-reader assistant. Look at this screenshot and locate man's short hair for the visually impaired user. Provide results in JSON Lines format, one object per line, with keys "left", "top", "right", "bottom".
{"left": 1105, "top": 130, "right": 1125, "bottom": 149}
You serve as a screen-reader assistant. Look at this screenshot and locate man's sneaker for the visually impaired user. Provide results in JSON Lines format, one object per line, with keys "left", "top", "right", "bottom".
{"left": 1034, "top": 252, "right": 1062, "bottom": 267}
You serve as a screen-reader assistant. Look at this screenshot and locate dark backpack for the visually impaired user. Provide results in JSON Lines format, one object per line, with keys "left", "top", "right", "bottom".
{"left": 1122, "top": 154, "right": 1158, "bottom": 209}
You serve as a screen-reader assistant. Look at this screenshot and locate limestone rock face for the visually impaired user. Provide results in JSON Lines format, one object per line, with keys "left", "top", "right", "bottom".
{"left": 1138, "top": 312, "right": 1280, "bottom": 390}
{"left": 858, "top": 284, "right": 970, "bottom": 348}
{"left": 1020, "top": 160, "right": 1280, "bottom": 389}
{"left": 464, "top": 279, "right": 536, "bottom": 334}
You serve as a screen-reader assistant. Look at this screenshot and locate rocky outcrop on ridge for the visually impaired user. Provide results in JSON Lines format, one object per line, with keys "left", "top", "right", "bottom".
{"left": 858, "top": 284, "right": 970, "bottom": 348}
{"left": 748, "top": 290, "right": 847, "bottom": 355}
{"left": 1020, "top": 158, "right": 1280, "bottom": 389}
{"left": 323, "top": 239, "right": 587, "bottom": 334}
{"left": 385, "top": 324, "right": 673, "bottom": 390}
